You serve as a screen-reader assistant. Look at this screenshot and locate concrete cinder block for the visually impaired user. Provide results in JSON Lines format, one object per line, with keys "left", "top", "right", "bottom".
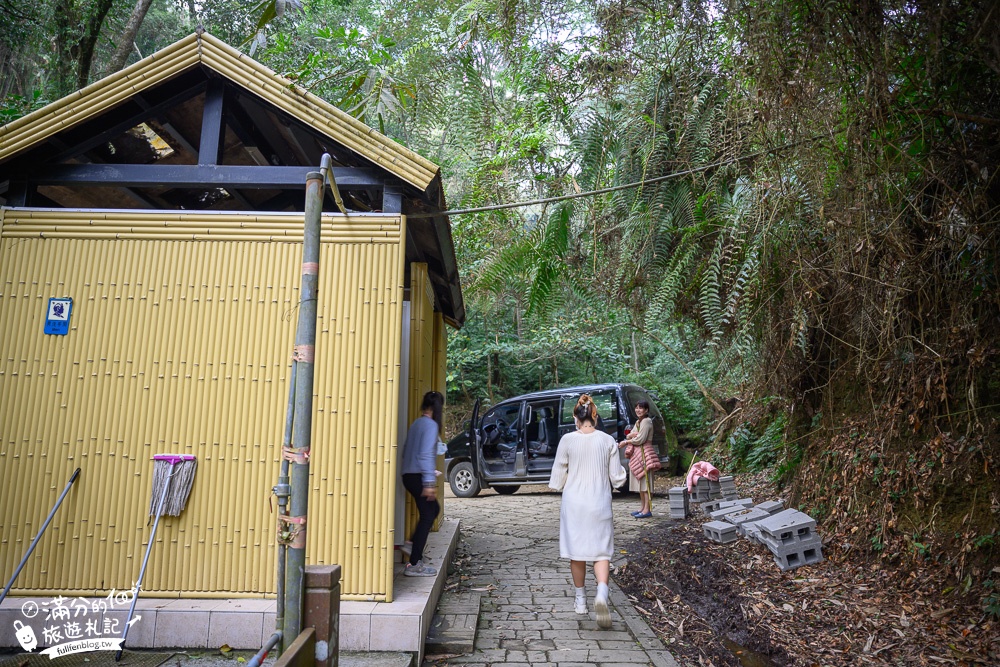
{"left": 760, "top": 528, "right": 818, "bottom": 552}
{"left": 703, "top": 521, "right": 738, "bottom": 544}
{"left": 724, "top": 507, "right": 771, "bottom": 527}
{"left": 754, "top": 500, "right": 784, "bottom": 515}
{"left": 771, "top": 538, "right": 824, "bottom": 571}
{"left": 702, "top": 499, "right": 723, "bottom": 513}
{"left": 691, "top": 479, "right": 711, "bottom": 501}
{"left": 742, "top": 522, "right": 764, "bottom": 542}
{"left": 756, "top": 509, "right": 817, "bottom": 544}
{"left": 710, "top": 505, "right": 751, "bottom": 520}
{"left": 718, "top": 498, "right": 754, "bottom": 509}
{"left": 668, "top": 486, "right": 688, "bottom": 496}
{"left": 766, "top": 534, "right": 821, "bottom": 557}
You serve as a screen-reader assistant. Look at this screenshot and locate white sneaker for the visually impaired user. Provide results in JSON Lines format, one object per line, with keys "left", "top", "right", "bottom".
{"left": 403, "top": 560, "right": 437, "bottom": 577}
{"left": 594, "top": 587, "right": 611, "bottom": 629}
{"left": 574, "top": 596, "right": 588, "bottom": 615}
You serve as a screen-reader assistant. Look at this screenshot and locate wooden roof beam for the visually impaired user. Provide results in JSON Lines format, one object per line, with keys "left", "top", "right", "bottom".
{"left": 47, "top": 136, "right": 162, "bottom": 209}
{"left": 198, "top": 78, "right": 226, "bottom": 166}
{"left": 33, "top": 164, "right": 388, "bottom": 189}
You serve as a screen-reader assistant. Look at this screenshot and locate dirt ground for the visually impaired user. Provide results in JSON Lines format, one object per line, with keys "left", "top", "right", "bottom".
{"left": 613, "top": 472, "right": 999, "bottom": 667}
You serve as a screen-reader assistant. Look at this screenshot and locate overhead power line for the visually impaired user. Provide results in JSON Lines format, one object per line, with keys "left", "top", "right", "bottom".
{"left": 408, "top": 137, "right": 820, "bottom": 219}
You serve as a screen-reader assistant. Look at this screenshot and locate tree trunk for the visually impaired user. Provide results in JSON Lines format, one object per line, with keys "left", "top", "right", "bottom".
{"left": 486, "top": 352, "right": 494, "bottom": 404}
{"left": 53, "top": 0, "right": 77, "bottom": 97}
{"left": 108, "top": 0, "right": 155, "bottom": 73}
{"left": 75, "top": 0, "right": 116, "bottom": 89}
{"left": 631, "top": 331, "right": 639, "bottom": 372}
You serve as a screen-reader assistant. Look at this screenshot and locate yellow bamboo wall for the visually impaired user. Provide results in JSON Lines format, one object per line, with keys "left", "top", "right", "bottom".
{"left": 402, "top": 264, "right": 445, "bottom": 537}
{"left": 0, "top": 208, "right": 405, "bottom": 600}
{"left": 432, "top": 311, "right": 447, "bottom": 519}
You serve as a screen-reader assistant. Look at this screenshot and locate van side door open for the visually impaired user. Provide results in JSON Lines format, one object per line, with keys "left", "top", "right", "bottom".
{"left": 478, "top": 402, "right": 521, "bottom": 479}
{"left": 525, "top": 398, "right": 561, "bottom": 475}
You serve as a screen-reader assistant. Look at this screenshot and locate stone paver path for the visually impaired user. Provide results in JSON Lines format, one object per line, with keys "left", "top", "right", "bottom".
{"left": 424, "top": 487, "right": 682, "bottom": 667}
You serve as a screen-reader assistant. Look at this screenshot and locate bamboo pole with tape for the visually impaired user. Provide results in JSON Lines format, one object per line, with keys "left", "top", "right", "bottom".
{"left": 280, "top": 165, "right": 324, "bottom": 651}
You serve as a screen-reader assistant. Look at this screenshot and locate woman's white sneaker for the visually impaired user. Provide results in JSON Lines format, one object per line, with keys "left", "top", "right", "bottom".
{"left": 594, "top": 584, "right": 611, "bottom": 628}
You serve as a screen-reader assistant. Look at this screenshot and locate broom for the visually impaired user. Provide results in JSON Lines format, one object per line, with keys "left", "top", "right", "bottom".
{"left": 116, "top": 454, "right": 197, "bottom": 660}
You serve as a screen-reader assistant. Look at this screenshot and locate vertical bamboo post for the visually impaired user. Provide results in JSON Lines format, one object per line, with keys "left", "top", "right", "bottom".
{"left": 282, "top": 169, "right": 324, "bottom": 651}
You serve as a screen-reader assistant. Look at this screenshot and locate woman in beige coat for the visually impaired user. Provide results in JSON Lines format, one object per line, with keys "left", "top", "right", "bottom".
{"left": 619, "top": 400, "right": 653, "bottom": 518}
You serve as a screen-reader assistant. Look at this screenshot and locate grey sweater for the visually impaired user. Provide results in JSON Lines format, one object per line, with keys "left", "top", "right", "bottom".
{"left": 401, "top": 415, "right": 439, "bottom": 487}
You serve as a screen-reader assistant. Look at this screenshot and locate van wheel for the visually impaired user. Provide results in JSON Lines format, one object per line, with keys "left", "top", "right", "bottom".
{"left": 494, "top": 485, "right": 520, "bottom": 495}
{"left": 449, "top": 461, "right": 481, "bottom": 498}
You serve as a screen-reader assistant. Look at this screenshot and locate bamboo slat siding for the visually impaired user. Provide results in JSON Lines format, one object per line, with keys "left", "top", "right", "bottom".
{"left": 0, "top": 33, "right": 437, "bottom": 191}
{"left": 402, "top": 264, "right": 443, "bottom": 539}
{"left": 0, "top": 208, "right": 406, "bottom": 600}
{"left": 432, "top": 312, "right": 448, "bottom": 521}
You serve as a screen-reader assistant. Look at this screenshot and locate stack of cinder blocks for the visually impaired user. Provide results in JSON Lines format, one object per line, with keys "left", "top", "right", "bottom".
{"left": 690, "top": 477, "right": 714, "bottom": 503}
{"left": 753, "top": 509, "right": 824, "bottom": 571}
{"left": 694, "top": 476, "right": 822, "bottom": 571}
{"left": 668, "top": 486, "right": 690, "bottom": 519}
{"left": 719, "top": 475, "right": 738, "bottom": 500}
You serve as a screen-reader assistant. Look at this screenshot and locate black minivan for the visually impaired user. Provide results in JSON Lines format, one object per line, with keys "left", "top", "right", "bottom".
{"left": 445, "top": 383, "right": 669, "bottom": 497}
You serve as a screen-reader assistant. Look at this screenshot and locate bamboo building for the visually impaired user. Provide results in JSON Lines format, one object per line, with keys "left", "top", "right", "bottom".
{"left": 0, "top": 30, "right": 463, "bottom": 616}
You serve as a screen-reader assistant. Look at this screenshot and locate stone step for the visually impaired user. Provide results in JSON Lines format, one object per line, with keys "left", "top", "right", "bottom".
{"left": 423, "top": 589, "right": 483, "bottom": 656}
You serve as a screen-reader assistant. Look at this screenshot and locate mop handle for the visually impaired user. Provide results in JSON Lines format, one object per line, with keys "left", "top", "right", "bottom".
{"left": 116, "top": 462, "right": 177, "bottom": 659}
{"left": 153, "top": 454, "right": 195, "bottom": 465}
{"left": 0, "top": 468, "right": 81, "bottom": 605}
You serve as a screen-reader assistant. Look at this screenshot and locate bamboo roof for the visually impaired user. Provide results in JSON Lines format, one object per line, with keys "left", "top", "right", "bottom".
{"left": 0, "top": 32, "right": 438, "bottom": 191}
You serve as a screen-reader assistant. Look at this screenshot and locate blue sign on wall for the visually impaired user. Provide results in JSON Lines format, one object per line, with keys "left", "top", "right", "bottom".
{"left": 44, "top": 298, "right": 73, "bottom": 335}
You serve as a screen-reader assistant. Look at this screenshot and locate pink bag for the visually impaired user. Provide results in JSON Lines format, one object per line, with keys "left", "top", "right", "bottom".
{"left": 628, "top": 443, "right": 661, "bottom": 479}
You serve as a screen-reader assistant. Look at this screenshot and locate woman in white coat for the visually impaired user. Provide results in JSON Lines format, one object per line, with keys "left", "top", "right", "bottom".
{"left": 548, "top": 394, "right": 627, "bottom": 629}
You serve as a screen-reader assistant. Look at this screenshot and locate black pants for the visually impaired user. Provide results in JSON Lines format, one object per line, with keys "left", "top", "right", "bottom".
{"left": 402, "top": 473, "right": 440, "bottom": 565}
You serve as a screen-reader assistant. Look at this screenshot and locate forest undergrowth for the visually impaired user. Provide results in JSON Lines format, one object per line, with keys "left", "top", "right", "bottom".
{"left": 616, "top": 472, "right": 1000, "bottom": 666}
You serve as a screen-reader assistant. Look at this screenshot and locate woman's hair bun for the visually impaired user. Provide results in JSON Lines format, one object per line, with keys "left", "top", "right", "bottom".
{"left": 574, "top": 394, "right": 598, "bottom": 424}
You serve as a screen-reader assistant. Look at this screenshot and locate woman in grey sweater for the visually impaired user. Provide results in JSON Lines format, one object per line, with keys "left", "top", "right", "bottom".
{"left": 400, "top": 390, "right": 444, "bottom": 576}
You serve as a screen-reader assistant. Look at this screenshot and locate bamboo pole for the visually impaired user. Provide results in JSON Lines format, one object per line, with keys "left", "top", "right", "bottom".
{"left": 281, "top": 169, "right": 323, "bottom": 651}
